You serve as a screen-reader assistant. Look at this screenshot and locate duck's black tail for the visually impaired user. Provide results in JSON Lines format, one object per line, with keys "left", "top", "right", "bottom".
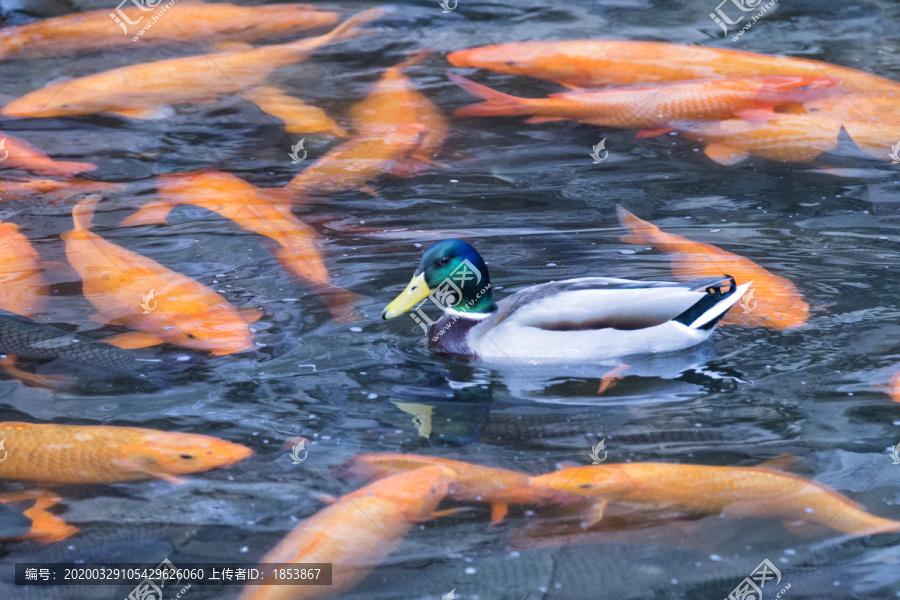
{"left": 673, "top": 276, "right": 751, "bottom": 330}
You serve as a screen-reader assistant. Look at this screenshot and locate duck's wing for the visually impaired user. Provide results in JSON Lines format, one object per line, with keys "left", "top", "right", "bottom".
{"left": 486, "top": 276, "right": 738, "bottom": 332}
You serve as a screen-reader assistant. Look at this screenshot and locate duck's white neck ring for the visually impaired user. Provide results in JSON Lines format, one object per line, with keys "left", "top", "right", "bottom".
{"left": 444, "top": 307, "right": 492, "bottom": 320}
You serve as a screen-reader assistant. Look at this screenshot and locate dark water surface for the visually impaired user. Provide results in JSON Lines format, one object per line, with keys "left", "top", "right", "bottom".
{"left": 1, "top": 0, "right": 900, "bottom": 598}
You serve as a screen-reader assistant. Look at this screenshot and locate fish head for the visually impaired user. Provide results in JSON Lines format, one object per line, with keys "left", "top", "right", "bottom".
{"left": 121, "top": 431, "right": 252, "bottom": 479}
{"left": 3, "top": 82, "right": 103, "bottom": 118}
{"left": 368, "top": 466, "right": 451, "bottom": 520}
{"left": 529, "top": 466, "right": 623, "bottom": 498}
{"left": 447, "top": 43, "right": 579, "bottom": 82}
{"left": 168, "top": 310, "right": 255, "bottom": 356}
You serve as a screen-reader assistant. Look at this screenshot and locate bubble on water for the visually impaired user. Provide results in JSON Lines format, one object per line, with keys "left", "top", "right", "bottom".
{"left": 240, "top": 546, "right": 249, "bottom": 553}
{"left": 350, "top": 327, "right": 362, "bottom": 332}
{"left": 367, "top": 393, "right": 378, "bottom": 399}
{"left": 619, "top": 249, "right": 636, "bottom": 255}
{"left": 465, "top": 567, "right": 476, "bottom": 575}
{"left": 709, "top": 554, "right": 722, "bottom": 561}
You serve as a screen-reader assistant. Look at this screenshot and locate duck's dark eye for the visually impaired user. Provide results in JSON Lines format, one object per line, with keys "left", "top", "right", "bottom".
{"left": 440, "top": 256, "right": 451, "bottom": 265}
{"left": 187, "top": 333, "right": 197, "bottom": 339}
{"left": 180, "top": 454, "right": 194, "bottom": 460}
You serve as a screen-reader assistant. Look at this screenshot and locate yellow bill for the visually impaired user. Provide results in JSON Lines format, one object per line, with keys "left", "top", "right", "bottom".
{"left": 382, "top": 272, "right": 431, "bottom": 319}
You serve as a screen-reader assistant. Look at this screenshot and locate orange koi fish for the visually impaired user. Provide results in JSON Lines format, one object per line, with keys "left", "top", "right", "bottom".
{"left": 0, "top": 3, "right": 340, "bottom": 59}
{"left": 244, "top": 87, "right": 347, "bottom": 138}
{"left": 0, "top": 135, "right": 95, "bottom": 177}
{"left": 0, "top": 421, "right": 251, "bottom": 485}
{"left": 349, "top": 53, "right": 449, "bottom": 176}
{"left": 888, "top": 371, "right": 900, "bottom": 403}
{"left": 669, "top": 111, "right": 842, "bottom": 164}
{"left": 446, "top": 40, "right": 900, "bottom": 96}
{"left": 450, "top": 73, "right": 834, "bottom": 135}
{"left": 617, "top": 206, "right": 808, "bottom": 329}
{"left": 120, "top": 171, "right": 359, "bottom": 322}
{"left": 344, "top": 453, "right": 580, "bottom": 525}
{"left": 62, "top": 196, "right": 260, "bottom": 355}
{"left": 0, "top": 221, "right": 50, "bottom": 317}
{"left": 284, "top": 123, "right": 425, "bottom": 200}
{"left": 2, "top": 8, "right": 383, "bottom": 120}
{"left": 238, "top": 466, "right": 450, "bottom": 600}
{"left": 0, "top": 177, "right": 122, "bottom": 203}
{"left": 0, "top": 490, "right": 78, "bottom": 544}
{"left": 529, "top": 462, "right": 900, "bottom": 537}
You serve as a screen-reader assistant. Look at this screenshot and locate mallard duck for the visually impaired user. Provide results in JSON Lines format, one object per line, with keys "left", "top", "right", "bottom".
{"left": 382, "top": 239, "right": 750, "bottom": 362}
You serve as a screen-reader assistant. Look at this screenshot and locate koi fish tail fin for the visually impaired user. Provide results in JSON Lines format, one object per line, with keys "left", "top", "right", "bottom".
{"left": 616, "top": 205, "right": 666, "bottom": 246}
{"left": 317, "top": 283, "right": 364, "bottom": 324}
{"left": 395, "top": 49, "right": 432, "bottom": 69}
{"left": 119, "top": 201, "right": 176, "bottom": 227}
{"left": 449, "top": 73, "right": 537, "bottom": 117}
{"left": 71, "top": 195, "right": 102, "bottom": 231}
{"left": 850, "top": 518, "right": 900, "bottom": 537}
{"left": 324, "top": 6, "right": 386, "bottom": 43}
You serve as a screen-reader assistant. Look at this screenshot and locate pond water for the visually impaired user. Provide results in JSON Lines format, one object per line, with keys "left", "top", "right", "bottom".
{"left": 1, "top": 0, "right": 900, "bottom": 598}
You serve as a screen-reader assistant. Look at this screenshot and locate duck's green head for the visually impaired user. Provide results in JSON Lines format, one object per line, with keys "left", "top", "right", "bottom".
{"left": 382, "top": 239, "right": 496, "bottom": 319}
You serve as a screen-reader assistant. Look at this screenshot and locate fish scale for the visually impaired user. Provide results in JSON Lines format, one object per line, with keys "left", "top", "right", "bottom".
{"left": 239, "top": 467, "right": 450, "bottom": 600}
{"left": 532, "top": 463, "right": 900, "bottom": 537}
{"left": 0, "top": 422, "right": 252, "bottom": 485}
{"left": 450, "top": 73, "right": 835, "bottom": 131}
{"left": 0, "top": 310, "right": 141, "bottom": 373}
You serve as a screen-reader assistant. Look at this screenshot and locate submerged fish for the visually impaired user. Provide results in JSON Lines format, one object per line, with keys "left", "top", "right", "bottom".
{"left": 617, "top": 206, "right": 809, "bottom": 329}
{"left": 529, "top": 462, "right": 900, "bottom": 537}
{"left": 0, "top": 178, "right": 122, "bottom": 203}
{"left": 0, "top": 421, "right": 251, "bottom": 484}
{"left": 62, "top": 196, "right": 260, "bottom": 356}
{"left": 343, "top": 453, "right": 580, "bottom": 524}
{"left": 669, "top": 111, "right": 843, "bottom": 164}
{"left": 284, "top": 123, "right": 426, "bottom": 200}
{"left": 0, "top": 308, "right": 148, "bottom": 388}
{"left": 2, "top": 8, "right": 383, "bottom": 120}
{"left": 0, "top": 3, "right": 340, "bottom": 59}
{"left": 238, "top": 466, "right": 450, "bottom": 600}
{"left": 0, "top": 222, "right": 49, "bottom": 317}
{"left": 349, "top": 52, "right": 449, "bottom": 176}
{"left": 0, "top": 490, "right": 78, "bottom": 544}
{"left": 450, "top": 73, "right": 834, "bottom": 134}
{"left": 120, "top": 170, "right": 360, "bottom": 322}
{"left": 0, "top": 135, "right": 96, "bottom": 178}
{"left": 245, "top": 87, "right": 347, "bottom": 138}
